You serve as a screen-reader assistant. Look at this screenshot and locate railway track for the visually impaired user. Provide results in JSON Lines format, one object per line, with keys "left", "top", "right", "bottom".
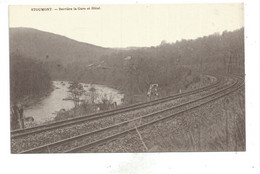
{"left": 11, "top": 75, "right": 222, "bottom": 139}
{"left": 17, "top": 75, "right": 243, "bottom": 153}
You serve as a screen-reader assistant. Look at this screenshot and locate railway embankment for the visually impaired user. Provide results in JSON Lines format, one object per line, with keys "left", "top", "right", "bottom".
{"left": 89, "top": 87, "right": 245, "bottom": 152}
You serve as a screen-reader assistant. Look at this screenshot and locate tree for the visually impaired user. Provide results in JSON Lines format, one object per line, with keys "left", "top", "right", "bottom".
{"left": 98, "top": 93, "right": 114, "bottom": 110}
{"left": 160, "top": 40, "right": 167, "bottom": 46}
{"left": 88, "top": 85, "right": 97, "bottom": 104}
{"left": 10, "top": 53, "right": 52, "bottom": 103}
{"left": 67, "top": 82, "right": 86, "bottom": 108}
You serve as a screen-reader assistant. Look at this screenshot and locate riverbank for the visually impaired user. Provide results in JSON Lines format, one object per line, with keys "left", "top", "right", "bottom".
{"left": 18, "top": 83, "right": 54, "bottom": 108}
{"left": 22, "top": 81, "right": 124, "bottom": 125}
{"left": 23, "top": 74, "right": 212, "bottom": 125}
{"left": 53, "top": 83, "right": 124, "bottom": 122}
{"left": 52, "top": 74, "right": 214, "bottom": 122}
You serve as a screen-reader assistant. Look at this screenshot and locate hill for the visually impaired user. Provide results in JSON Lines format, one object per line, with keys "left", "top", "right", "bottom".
{"left": 9, "top": 27, "right": 244, "bottom": 104}
{"left": 9, "top": 27, "right": 114, "bottom": 64}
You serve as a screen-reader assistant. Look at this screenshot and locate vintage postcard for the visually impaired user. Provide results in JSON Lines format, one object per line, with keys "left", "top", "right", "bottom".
{"left": 9, "top": 4, "right": 245, "bottom": 154}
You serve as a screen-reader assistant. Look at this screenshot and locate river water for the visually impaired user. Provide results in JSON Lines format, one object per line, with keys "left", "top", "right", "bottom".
{"left": 23, "top": 81, "right": 124, "bottom": 123}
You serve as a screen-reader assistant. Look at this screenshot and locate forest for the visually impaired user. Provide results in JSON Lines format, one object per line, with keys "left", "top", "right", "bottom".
{"left": 9, "top": 28, "right": 244, "bottom": 106}
{"left": 10, "top": 53, "right": 52, "bottom": 104}
{"left": 44, "top": 28, "right": 244, "bottom": 103}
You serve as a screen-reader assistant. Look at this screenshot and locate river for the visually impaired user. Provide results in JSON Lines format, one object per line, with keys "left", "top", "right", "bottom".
{"left": 23, "top": 81, "right": 124, "bottom": 123}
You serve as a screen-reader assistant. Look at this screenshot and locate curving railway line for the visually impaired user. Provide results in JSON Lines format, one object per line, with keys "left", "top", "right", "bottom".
{"left": 11, "top": 75, "right": 220, "bottom": 139}
{"left": 12, "top": 74, "right": 244, "bottom": 153}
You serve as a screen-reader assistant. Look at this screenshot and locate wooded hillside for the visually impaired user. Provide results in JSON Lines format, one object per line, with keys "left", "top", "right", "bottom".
{"left": 10, "top": 27, "right": 244, "bottom": 104}
{"left": 53, "top": 28, "right": 244, "bottom": 99}
{"left": 10, "top": 53, "right": 52, "bottom": 103}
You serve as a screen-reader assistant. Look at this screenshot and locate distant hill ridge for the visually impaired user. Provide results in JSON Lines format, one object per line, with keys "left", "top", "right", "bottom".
{"left": 9, "top": 27, "right": 114, "bottom": 64}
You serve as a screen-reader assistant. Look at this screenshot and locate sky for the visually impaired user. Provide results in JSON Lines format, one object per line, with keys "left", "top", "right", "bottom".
{"left": 9, "top": 4, "right": 244, "bottom": 48}
{"left": 2, "top": 1, "right": 260, "bottom": 174}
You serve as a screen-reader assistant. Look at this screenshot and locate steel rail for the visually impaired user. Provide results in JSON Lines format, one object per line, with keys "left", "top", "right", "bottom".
{"left": 12, "top": 75, "right": 223, "bottom": 138}
{"left": 67, "top": 77, "right": 244, "bottom": 153}
{"left": 19, "top": 76, "right": 241, "bottom": 153}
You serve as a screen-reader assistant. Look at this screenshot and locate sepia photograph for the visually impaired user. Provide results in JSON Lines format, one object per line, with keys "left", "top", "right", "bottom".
{"left": 9, "top": 4, "right": 245, "bottom": 153}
